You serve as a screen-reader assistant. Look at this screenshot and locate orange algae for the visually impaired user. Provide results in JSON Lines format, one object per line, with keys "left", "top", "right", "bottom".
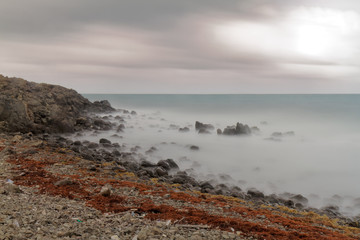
{"left": 5, "top": 142, "right": 358, "bottom": 240}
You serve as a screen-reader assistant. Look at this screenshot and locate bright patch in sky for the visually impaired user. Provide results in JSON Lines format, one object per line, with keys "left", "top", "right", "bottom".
{"left": 294, "top": 24, "right": 337, "bottom": 56}
{"left": 213, "top": 7, "right": 360, "bottom": 60}
{"left": 291, "top": 7, "right": 360, "bottom": 58}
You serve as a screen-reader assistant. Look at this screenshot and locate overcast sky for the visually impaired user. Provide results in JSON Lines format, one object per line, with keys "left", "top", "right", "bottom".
{"left": 1, "top": 0, "right": 360, "bottom": 93}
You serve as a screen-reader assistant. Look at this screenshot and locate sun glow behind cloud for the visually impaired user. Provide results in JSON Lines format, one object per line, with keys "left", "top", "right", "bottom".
{"left": 213, "top": 6, "right": 360, "bottom": 61}
{"left": 290, "top": 7, "right": 360, "bottom": 58}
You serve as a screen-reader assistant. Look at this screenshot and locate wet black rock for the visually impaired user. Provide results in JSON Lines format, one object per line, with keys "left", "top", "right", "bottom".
{"left": 99, "top": 138, "right": 111, "bottom": 144}
{"left": 200, "top": 181, "right": 214, "bottom": 190}
{"left": 117, "top": 124, "right": 125, "bottom": 132}
{"left": 179, "top": 127, "right": 190, "bottom": 132}
{"left": 157, "top": 159, "right": 179, "bottom": 171}
{"left": 217, "top": 129, "right": 222, "bottom": 135}
{"left": 247, "top": 188, "right": 265, "bottom": 198}
{"left": 290, "top": 194, "right": 309, "bottom": 205}
{"left": 198, "top": 129, "right": 211, "bottom": 134}
{"left": 222, "top": 122, "right": 252, "bottom": 136}
{"left": 189, "top": 145, "right": 199, "bottom": 150}
{"left": 195, "top": 121, "right": 214, "bottom": 133}
{"left": 87, "top": 142, "right": 99, "bottom": 149}
{"left": 145, "top": 147, "right": 157, "bottom": 154}
{"left": 140, "top": 160, "right": 157, "bottom": 168}
{"left": 155, "top": 167, "right": 168, "bottom": 177}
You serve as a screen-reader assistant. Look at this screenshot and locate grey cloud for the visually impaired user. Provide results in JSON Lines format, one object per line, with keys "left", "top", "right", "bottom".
{"left": 1, "top": 0, "right": 360, "bottom": 93}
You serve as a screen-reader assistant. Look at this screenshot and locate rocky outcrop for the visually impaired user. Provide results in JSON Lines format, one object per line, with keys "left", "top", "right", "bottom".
{"left": 0, "top": 75, "right": 114, "bottom": 133}
{"left": 221, "top": 122, "right": 252, "bottom": 135}
{"left": 195, "top": 121, "right": 214, "bottom": 134}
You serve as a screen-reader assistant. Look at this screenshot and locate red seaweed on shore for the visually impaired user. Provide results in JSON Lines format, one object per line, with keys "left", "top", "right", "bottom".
{"left": 3, "top": 139, "right": 359, "bottom": 240}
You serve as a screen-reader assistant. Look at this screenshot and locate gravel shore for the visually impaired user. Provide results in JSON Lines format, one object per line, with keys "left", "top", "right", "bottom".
{"left": 1, "top": 133, "right": 360, "bottom": 240}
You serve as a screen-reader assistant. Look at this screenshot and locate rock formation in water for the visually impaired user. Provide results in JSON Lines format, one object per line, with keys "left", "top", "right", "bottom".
{"left": 0, "top": 74, "right": 114, "bottom": 133}
{"left": 221, "top": 122, "right": 252, "bottom": 135}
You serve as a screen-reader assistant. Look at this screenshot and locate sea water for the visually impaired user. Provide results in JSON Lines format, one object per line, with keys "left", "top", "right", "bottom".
{"left": 81, "top": 94, "right": 360, "bottom": 215}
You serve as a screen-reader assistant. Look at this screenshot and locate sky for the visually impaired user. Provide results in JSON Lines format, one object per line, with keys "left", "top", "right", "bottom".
{"left": 1, "top": 0, "right": 360, "bottom": 93}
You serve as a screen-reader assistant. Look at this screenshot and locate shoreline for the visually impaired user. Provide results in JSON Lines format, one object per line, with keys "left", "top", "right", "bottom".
{"left": 1, "top": 76, "right": 360, "bottom": 239}
{"left": 1, "top": 132, "right": 360, "bottom": 239}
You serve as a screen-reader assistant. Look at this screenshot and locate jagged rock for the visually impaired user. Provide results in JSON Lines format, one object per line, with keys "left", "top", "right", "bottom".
{"left": 195, "top": 121, "right": 214, "bottom": 132}
{"left": 222, "top": 122, "right": 252, "bottom": 136}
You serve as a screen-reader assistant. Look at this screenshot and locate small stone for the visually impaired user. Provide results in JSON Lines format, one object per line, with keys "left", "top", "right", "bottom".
{"left": 100, "top": 186, "right": 112, "bottom": 197}
{"left": 111, "top": 235, "right": 120, "bottom": 240}
{"left": 54, "top": 178, "right": 73, "bottom": 186}
{"left": 4, "top": 183, "right": 23, "bottom": 193}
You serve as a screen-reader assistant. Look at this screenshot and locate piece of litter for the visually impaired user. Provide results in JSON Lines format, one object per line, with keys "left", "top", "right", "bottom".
{"left": 76, "top": 220, "right": 82, "bottom": 223}
{"left": 166, "top": 219, "right": 171, "bottom": 226}
{"left": 6, "top": 179, "right": 14, "bottom": 184}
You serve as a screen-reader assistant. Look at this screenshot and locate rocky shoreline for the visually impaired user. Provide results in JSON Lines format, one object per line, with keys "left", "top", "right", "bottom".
{"left": 1, "top": 76, "right": 360, "bottom": 239}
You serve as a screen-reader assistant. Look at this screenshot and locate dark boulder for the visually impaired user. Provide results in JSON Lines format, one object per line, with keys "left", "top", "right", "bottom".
{"left": 99, "top": 138, "right": 111, "bottom": 144}
{"left": 179, "top": 127, "right": 190, "bottom": 132}
{"left": 195, "top": 121, "right": 214, "bottom": 132}
{"left": 247, "top": 188, "right": 265, "bottom": 198}
{"left": 140, "top": 160, "right": 157, "bottom": 168}
{"left": 290, "top": 194, "right": 309, "bottom": 205}
{"left": 222, "top": 122, "right": 252, "bottom": 136}
{"left": 157, "top": 159, "right": 179, "bottom": 171}
{"left": 189, "top": 145, "right": 199, "bottom": 150}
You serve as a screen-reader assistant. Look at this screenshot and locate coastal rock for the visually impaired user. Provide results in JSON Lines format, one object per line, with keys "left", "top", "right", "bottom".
{"left": 179, "top": 127, "right": 190, "bottom": 132}
{"left": 157, "top": 159, "right": 179, "bottom": 171}
{"left": 195, "top": 121, "right": 214, "bottom": 133}
{"left": 222, "top": 122, "right": 252, "bottom": 136}
{"left": 99, "top": 138, "right": 112, "bottom": 145}
{"left": 247, "top": 188, "right": 265, "bottom": 198}
{"left": 189, "top": 145, "right": 199, "bottom": 151}
{"left": 0, "top": 75, "right": 114, "bottom": 133}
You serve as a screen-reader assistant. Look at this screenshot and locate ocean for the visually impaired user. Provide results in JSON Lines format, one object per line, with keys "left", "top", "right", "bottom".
{"left": 80, "top": 94, "right": 360, "bottom": 215}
